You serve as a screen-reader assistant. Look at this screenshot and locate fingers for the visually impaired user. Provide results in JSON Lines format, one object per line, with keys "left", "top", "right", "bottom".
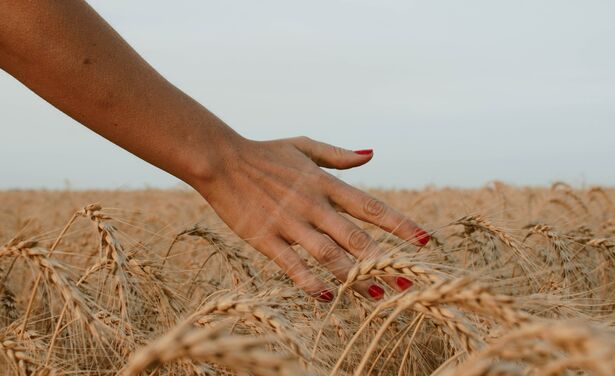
{"left": 288, "top": 223, "right": 385, "bottom": 300}
{"left": 260, "top": 236, "right": 333, "bottom": 302}
{"left": 328, "top": 181, "right": 430, "bottom": 246}
{"left": 290, "top": 136, "right": 373, "bottom": 170}
{"left": 317, "top": 212, "right": 381, "bottom": 261}
{"left": 314, "top": 211, "right": 409, "bottom": 293}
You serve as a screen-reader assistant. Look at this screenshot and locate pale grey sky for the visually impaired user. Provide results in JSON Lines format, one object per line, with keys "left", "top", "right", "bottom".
{"left": 1, "top": 0, "right": 614, "bottom": 189}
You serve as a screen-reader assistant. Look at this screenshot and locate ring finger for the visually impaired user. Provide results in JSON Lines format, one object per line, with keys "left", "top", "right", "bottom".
{"left": 315, "top": 210, "right": 413, "bottom": 293}
{"left": 289, "top": 223, "right": 386, "bottom": 300}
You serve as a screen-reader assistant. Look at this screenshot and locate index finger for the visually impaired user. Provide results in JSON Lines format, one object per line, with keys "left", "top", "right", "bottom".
{"left": 327, "top": 181, "right": 430, "bottom": 246}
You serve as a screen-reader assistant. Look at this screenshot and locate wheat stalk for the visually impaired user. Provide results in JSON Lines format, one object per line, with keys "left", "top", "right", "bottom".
{"left": 444, "top": 320, "right": 615, "bottom": 376}
{"left": 120, "top": 320, "right": 301, "bottom": 376}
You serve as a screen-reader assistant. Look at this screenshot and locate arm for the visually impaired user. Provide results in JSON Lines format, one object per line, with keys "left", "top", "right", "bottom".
{"left": 0, "top": 0, "right": 429, "bottom": 301}
{"left": 0, "top": 0, "right": 235, "bottom": 184}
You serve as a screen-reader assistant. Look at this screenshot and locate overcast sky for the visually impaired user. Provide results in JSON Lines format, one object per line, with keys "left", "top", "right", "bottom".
{"left": 1, "top": 0, "right": 614, "bottom": 189}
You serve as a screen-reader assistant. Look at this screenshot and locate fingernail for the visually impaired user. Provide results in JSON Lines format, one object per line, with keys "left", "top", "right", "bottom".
{"left": 415, "top": 228, "right": 430, "bottom": 246}
{"left": 316, "top": 290, "right": 334, "bottom": 302}
{"left": 368, "top": 285, "right": 385, "bottom": 300}
{"left": 354, "top": 149, "right": 373, "bottom": 155}
{"left": 396, "top": 276, "right": 413, "bottom": 291}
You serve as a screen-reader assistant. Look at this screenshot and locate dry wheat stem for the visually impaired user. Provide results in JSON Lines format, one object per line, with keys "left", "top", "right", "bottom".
{"left": 1, "top": 187, "right": 615, "bottom": 375}
{"left": 120, "top": 320, "right": 301, "bottom": 376}
{"left": 445, "top": 320, "right": 615, "bottom": 376}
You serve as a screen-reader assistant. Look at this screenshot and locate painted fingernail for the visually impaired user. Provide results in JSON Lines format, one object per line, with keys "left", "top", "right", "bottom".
{"left": 368, "top": 285, "right": 385, "bottom": 300}
{"left": 354, "top": 149, "right": 373, "bottom": 155}
{"left": 415, "top": 228, "right": 430, "bottom": 246}
{"left": 317, "top": 290, "right": 334, "bottom": 302}
{"left": 396, "top": 276, "right": 413, "bottom": 291}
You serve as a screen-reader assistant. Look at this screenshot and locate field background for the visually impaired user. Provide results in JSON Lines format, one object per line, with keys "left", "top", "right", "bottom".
{"left": 0, "top": 184, "right": 614, "bottom": 375}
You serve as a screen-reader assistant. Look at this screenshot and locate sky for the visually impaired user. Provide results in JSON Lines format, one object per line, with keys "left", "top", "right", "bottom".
{"left": 1, "top": 0, "right": 614, "bottom": 189}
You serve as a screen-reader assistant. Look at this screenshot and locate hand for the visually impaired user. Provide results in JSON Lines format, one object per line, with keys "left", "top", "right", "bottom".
{"left": 0, "top": 1, "right": 430, "bottom": 300}
{"left": 190, "top": 136, "right": 430, "bottom": 302}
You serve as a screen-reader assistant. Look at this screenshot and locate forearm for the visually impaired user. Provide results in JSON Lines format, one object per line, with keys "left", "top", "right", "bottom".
{"left": 0, "top": 0, "right": 240, "bottom": 184}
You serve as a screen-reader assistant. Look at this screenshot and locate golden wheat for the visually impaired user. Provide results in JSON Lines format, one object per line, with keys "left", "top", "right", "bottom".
{"left": 0, "top": 185, "right": 613, "bottom": 375}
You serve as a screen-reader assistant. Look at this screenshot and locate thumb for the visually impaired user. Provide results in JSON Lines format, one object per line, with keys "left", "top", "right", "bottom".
{"left": 291, "top": 136, "right": 373, "bottom": 170}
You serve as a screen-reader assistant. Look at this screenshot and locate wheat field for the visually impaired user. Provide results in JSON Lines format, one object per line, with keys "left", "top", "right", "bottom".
{"left": 0, "top": 183, "right": 613, "bottom": 375}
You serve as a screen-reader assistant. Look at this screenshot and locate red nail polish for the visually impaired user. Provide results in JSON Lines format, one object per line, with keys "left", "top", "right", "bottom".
{"left": 396, "top": 276, "right": 413, "bottom": 291}
{"left": 414, "top": 228, "right": 430, "bottom": 246}
{"left": 354, "top": 149, "right": 373, "bottom": 155}
{"left": 368, "top": 285, "right": 385, "bottom": 300}
{"left": 317, "top": 290, "right": 334, "bottom": 302}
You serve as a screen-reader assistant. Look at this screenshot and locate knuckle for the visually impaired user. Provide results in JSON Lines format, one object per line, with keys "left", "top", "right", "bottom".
{"left": 249, "top": 235, "right": 278, "bottom": 255}
{"left": 289, "top": 136, "right": 311, "bottom": 149}
{"left": 317, "top": 171, "right": 337, "bottom": 188}
{"left": 319, "top": 242, "right": 342, "bottom": 263}
{"left": 277, "top": 212, "right": 297, "bottom": 230}
{"left": 363, "top": 197, "right": 386, "bottom": 219}
{"left": 297, "top": 135, "right": 312, "bottom": 145}
{"left": 305, "top": 199, "right": 330, "bottom": 222}
{"left": 348, "top": 229, "right": 371, "bottom": 252}
{"left": 332, "top": 146, "right": 346, "bottom": 159}
{"left": 293, "top": 193, "right": 314, "bottom": 212}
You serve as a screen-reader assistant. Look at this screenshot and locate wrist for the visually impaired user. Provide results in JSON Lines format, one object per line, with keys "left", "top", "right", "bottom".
{"left": 182, "top": 123, "right": 248, "bottom": 190}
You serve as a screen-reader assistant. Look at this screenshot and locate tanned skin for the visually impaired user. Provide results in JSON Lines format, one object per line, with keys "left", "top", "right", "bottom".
{"left": 0, "top": 1, "right": 429, "bottom": 301}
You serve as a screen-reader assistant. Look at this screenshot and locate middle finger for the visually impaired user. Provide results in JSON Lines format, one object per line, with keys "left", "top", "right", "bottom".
{"left": 290, "top": 222, "right": 386, "bottom": 300}
{"left": 314, "top": 210, "right": 413, "bottom": 292}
